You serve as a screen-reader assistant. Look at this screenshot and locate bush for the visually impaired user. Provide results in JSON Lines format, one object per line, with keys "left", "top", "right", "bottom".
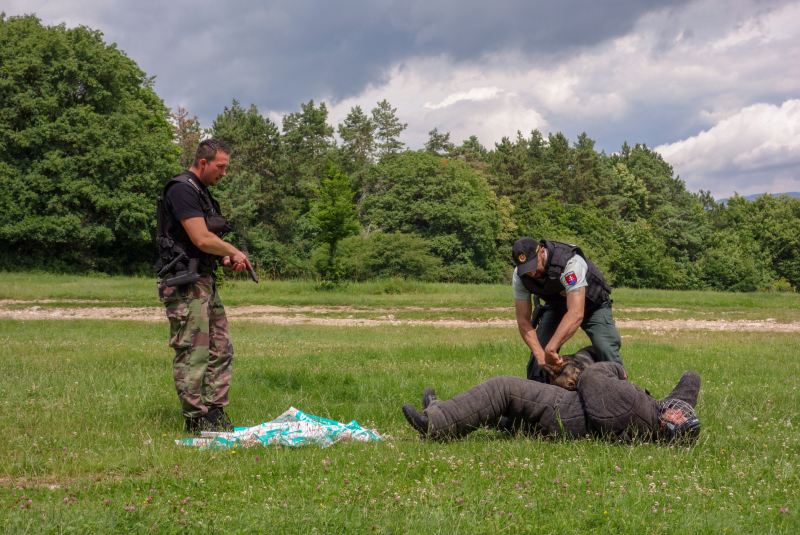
{"left": 332, "top": 232, "right": 442, "bottom": 281}
{"left": 609, "top": 220, "right": 683, "bottom": 289}
{"left": 761, "top": 277, "right": 796, "bottom": 293}
{"left": 698, "top": 232, "right": 775, "bottom": 292}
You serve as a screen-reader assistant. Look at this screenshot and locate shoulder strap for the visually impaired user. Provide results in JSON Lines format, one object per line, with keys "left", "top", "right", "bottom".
{"left": 164, "top": 172, "right": 215, "bottom": 216}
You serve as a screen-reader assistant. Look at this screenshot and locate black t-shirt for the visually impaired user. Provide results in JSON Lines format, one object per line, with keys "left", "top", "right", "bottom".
{"left": 164, "top": 171, "right": 210, "bottom": 244}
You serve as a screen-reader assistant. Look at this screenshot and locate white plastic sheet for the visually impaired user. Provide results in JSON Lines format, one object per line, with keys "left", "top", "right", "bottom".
{"left": 176, "top": 407, "right": 382, "bottom": 449}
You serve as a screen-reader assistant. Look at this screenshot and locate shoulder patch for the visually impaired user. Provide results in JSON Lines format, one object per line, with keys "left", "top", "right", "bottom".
{"left": 565, "top": 272, "right": 577, "bottom": 285}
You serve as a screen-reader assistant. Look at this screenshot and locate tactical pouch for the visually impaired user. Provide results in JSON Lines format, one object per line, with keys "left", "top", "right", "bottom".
{"left": 206, "top": 214, "right": 232, "bottom": 237}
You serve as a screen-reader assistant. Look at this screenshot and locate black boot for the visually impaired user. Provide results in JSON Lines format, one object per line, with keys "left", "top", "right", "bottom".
{"left": 402, "top": 404, "right": 429, "bottom": 437}
{"left": 663, "top": 371, "right": 701, "bottom": 408}
{"left": 185, "top": 416, "right": 219, "bottom": 435}
{"left": 423, "top": 388, "right": 438, "bottom": 410}
{"left": 205, "top": 407, "right": 234, "bottom": 432}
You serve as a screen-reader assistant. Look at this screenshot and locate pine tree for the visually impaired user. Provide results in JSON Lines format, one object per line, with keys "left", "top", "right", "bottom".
{"left": 337, "top": 105, "right": 376, "bottom": 183}
{"left": 282, "top": 100, "right": 335, "bottom": 193}
{"left": 425, "top": 127, "right": 454, "bottom": 155}
{"left": 170, "top": 106, "right": 202, "bottom": 168}
{"left": 371, "top": 99, "right": 407, "bottom": 159}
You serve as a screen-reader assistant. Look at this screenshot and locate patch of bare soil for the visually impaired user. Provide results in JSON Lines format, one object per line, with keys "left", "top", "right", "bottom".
{"left": 0, "top": 299, "right": 110, "bottom": 305}
{"left": 1, "top": 303, "right": 799, "bottom": 331}
{"left": 616, "top": 317, "right": 800, "bottom": 332}
{"left": 0, "top": 305, "right": 163, "bottom": 322}
{"left": 614, "top": 307, "right": 682, "bottom": 312}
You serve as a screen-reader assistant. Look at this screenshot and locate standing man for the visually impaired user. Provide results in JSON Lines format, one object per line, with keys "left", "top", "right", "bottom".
{"left": 512, "top": 237, "right": 623, "bottom": 382}
{"left": 155, "top": 139, "right": 251, "bottom": 434}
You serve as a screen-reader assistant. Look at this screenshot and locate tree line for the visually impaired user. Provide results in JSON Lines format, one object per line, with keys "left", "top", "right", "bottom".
{"left": 1, "top": 14, "right": 798, "bottom": 292}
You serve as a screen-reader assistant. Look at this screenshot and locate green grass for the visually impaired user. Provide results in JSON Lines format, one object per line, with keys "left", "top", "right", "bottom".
{"left": 0, "top": 276, "right": 798, "bottom": 533}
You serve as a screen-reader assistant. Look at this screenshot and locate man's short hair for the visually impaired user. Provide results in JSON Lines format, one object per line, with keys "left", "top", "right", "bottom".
{"left": 192, "top": 139, "right": 232, "bottom": 167}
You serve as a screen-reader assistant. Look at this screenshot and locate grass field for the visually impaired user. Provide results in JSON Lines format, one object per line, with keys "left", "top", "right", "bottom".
{"left": 0, "top": 275, "right": 798, "bottom": 533}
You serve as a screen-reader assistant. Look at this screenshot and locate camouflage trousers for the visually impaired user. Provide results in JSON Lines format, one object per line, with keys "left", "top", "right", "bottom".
{"left": 157, "top": 276, "right": 233, "bottom": 418}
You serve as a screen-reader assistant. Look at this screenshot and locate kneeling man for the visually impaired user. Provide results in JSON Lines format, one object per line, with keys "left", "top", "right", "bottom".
{"left": 512, "top": 237, "right": 623, "bottom": 382}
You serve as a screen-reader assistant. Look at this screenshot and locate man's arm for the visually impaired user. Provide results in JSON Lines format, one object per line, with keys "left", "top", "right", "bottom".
{"left": 542, "top": 287, "right": 585, "bottom": 363}
{"left": 515, "top": 298, "right": 550, "bottom": 366}
{"left": 181, "top": 217, "right": 250, "bottom": 272}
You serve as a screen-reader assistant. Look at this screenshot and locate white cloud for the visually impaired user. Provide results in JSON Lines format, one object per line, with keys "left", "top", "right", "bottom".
{"left": 424, "top": 87, "right": 503, "bottom": 110}
{"left": 655, "top": 100, "right": 800, "bottom": 197}
{"left": 322, "top": 0, "right": 800, "bottom": 161}
{"left": 324, "top": 58, "right": 548, "bottom": 150}
{"left": 710, "top": 2, "right": 800, "bottom": 51}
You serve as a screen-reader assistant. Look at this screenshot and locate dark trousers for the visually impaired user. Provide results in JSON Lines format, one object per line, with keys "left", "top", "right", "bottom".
{"left": 527, "top": 300, "right": 622, "bottom": 381}
{"left": 425, "top": 362, "right": 661, "bottom": 442}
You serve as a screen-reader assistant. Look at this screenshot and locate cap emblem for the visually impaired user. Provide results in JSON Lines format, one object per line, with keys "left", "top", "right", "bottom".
{"left": 518, "top": 254, "right": 526, "bottom": 263}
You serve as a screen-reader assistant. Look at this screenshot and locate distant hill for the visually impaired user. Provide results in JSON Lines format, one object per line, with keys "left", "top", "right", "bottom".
{"left": 718, "top": 192, "right": 800, "bottom": 205}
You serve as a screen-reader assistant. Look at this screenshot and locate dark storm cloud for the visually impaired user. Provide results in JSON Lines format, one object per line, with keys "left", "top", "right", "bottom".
{"left": 8, "top": 0, "right": 689, "bottom": 122}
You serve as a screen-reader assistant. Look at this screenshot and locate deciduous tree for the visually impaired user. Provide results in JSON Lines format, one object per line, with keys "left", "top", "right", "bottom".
{"left": 0, "top": 14, "right": 179, "bottom": 273}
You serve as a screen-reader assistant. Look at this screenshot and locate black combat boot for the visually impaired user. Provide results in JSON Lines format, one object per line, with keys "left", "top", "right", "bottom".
{"left": 204, "top": 407, "right": 234, "bottom": 432}
{"left": 662, "top": 371, "right": 701, "bottom": 408}
{"left": 185, "top": 416, "right": 219, "bottom": 435}
{"left": 402, "top": 404, "right": 429, "bottom": 437}
{"left": 422, "top": 387, "right": 438, "bottom": 410}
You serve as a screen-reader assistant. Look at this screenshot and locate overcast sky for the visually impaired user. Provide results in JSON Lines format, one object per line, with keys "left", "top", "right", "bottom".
{"left": 7, "top": 0, "right": 800, "bottom": 199}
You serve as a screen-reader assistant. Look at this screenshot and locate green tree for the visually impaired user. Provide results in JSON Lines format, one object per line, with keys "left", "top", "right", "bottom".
{"left": 170, "top": 106, "right": 202, "bottom": 169}
{"left": 722, "top": 193, "right": 800, "bottom": 288}
{"left": 451, "top": 135, "right": 487, "bottom": 162}
{"left": 282, "top": 100, "right": 334, "bottom": 194}
{"left": 0, "top": 14, "right": 179, "bottom": 273}
{"left": 371, "top": 99, "right": 407, "bottom": 159}
{"left": 611, "top": 162, "right": 649, "bottom": 219}
{"left": 698, "top": 229, "right": 774, "bottom": 292}
{"left": 337, "top": 105, "right": 376, "bottom": 186}
{"left": 211, "top": 100, "right": 287, "bottom": 252}
{"left": 310, "top": 166, "right": 360, "bottom": 268}
{"left": 361, "top": 151, "right": 510, "bottom": 281}
{"left": 609, "top": 220, "right": 682, "bottom": 289}
{"left": 424, "top": 127, "right": 454, "bottom": 155}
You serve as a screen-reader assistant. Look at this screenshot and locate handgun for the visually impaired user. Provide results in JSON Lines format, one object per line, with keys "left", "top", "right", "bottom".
{"left": 157, "top": 252, "right": 187, "bottom": 279}
{"left": 165, "top": 257, "right": 202, "bottom": 287}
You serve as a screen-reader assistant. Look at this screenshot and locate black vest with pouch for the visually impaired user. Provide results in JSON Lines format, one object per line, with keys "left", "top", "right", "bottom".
{"left": 519, "top": 240, "right": 611, "bottom": 310}
{"left": 154, "top": 171, "right": 232, "bottom": 277}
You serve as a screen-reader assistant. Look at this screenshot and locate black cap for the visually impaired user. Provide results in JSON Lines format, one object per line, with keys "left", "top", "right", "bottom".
{"left": 512, "top": 238, "right": 542, "bottom": 274}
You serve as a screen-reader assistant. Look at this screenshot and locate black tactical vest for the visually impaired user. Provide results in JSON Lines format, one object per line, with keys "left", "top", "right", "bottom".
{"left": 519, "top": 240, "right": 611, "bottom": 310}
{"left": 154, "top": 171, "right": 232, "bottom": 277}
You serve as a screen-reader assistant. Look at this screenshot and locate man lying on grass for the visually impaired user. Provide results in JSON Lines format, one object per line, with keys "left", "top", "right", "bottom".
{"left": 402, "top": 362, "right": 701, "bottom": 444}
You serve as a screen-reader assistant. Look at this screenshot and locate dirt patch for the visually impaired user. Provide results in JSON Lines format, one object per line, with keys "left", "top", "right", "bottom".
{"left": 616, "top": 318, "right": 800, "bottom": 332}
{"left": 0, "top": 299, "right": 111, "bottom": 305}
{"left": 1, "top": 304, "right": 799, "bottom": 332}
{"left": 0, "top": 305, "right": 164, "bottom": 322}
{"left": 614, "top": 307, "right": 682, "bottom": 313}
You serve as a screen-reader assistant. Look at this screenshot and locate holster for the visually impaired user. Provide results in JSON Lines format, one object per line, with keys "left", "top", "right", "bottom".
{"left": 531, "top": 296, "right": 544, "bottom": 330}
{"left": 165, "top": 257, "right": 202, "bottom": 288}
